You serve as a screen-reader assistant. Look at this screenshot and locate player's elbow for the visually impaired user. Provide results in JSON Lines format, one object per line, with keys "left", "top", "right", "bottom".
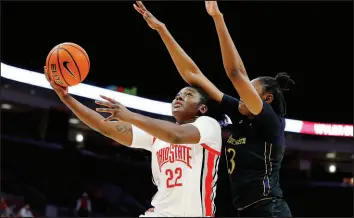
{"left": 166, "top": 131, "right": 182, "bottom": 144}
{"left": 97, "top": 128, "right": 113, "bottom": 141}
{"left": 184, "top": 63, "right": 202, "bottom": 77}
{"left": 97, "top": 124, "right": 116, "bottom": 141}
{"left": 168, "top": 126, "right": 192, "bottom": 144}
{"left": 94, "top": 122, "right": 107, "bottom": 135}
{"left": 189, "top": 65, "right": 201, "bottom": 75}
{"left": 170, "top": 125, "right": 200, "bottom": 144}
{"left": 245, "top": 100, "right": 264, "bottom": 116}
{"left": 226, "top": 69, "right": 243, "bottom": 80}
{"left": 101, "top": 130, "right": 132, "bottom": 147}
{"left": 185, "top": 71, "right": 205, "bottom": 86}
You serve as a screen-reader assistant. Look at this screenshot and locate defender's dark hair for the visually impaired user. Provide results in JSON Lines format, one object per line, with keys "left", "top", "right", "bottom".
{"left": 257, "top": 72, "right": 295, "bottom": 117}
{"left": 190, "top": 85, "right": 228, "bottom": 126}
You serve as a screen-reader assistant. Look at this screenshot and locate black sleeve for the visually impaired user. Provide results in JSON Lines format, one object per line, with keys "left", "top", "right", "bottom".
{"left": 253, "top": 101, "right": 283, "bottom": 137}
{"left": 220, "top": 94, "right": 243, "bottom": 123}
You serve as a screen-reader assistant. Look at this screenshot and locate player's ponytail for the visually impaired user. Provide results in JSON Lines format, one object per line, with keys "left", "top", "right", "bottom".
{"left": 258, "top": 73, "right": 295, "bottom": 117}
{"left": 275, "top": 72, "right": 295, "bottom": 92}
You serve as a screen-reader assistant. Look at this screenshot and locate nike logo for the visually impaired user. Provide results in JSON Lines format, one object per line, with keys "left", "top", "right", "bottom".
{"left": 62, "top": 61, "right": 76, "bottom": 78}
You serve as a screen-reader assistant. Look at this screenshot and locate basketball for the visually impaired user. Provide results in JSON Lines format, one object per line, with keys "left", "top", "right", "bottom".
{"left": 46, "top": 42, "right": 90, "bottom": 87}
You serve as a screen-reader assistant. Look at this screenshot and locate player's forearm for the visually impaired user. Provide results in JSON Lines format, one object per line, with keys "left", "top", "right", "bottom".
{"left": 213, "top": 14, "right": 247, "bottom": 78}
{"left": 127, "top": 112, "right": 186, "bottom": 144}
{"left": 60, "top": 95, "right": 106, "bottom": 133}
{"left": 156, "top": 25, "right": 202, "bottom": 84}
{"left": 60, "top": 95, "right": 133, "bottom": 145}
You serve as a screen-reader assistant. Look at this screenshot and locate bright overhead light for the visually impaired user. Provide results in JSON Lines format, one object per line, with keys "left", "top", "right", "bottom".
{"left": 326, "top": 152, "right": 336, "bottom": 159}
{"left": 1, "top": 103, "right": 12, "bottom": 110}
{"left": 328, "top": 164, "right": 336, "bottom": 173}
{"left": 69, "top": 118, "right": 80, "bottom": 125}
{"left": 76, "top": 133, "right": 84, "bottom": 143}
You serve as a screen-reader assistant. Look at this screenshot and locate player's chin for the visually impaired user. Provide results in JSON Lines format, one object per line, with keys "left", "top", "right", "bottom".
{"left": 172, "top": 107, "right": 185, "bottom": 116}
{"left": 172, "top": 107, "right": 182, "bottom": 113}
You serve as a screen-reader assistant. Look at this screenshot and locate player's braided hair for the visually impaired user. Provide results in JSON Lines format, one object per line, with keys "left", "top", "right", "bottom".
{"left": 257, "top": 72, "right": 295, "bottom": 117}
{"left": 190, "top": 85, "right": 228, "bottom": 126}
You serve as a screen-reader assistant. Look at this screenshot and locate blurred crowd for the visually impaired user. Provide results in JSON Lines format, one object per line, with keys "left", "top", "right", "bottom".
{"left": 0, "top": 197, "right": 34, "bottom": 217}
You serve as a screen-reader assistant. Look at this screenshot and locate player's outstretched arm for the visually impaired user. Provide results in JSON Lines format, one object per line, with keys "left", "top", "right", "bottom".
{"left": 133, "top": 1, "right": 224, "bottom": 103}
{"left": 207, "top": 1, "right": 263, "bottom": 115}
{"left": 95, "top": 95, "right": 202, "bottom": 144}
{"left": 44, "top": 67, "right": 133, "bottom": 146}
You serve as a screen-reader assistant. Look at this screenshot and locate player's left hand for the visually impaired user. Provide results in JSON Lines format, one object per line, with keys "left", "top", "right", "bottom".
{"left": 205, "top": 1, "right": 223, "bottom": 17}
{"left": 133, "top": 1, "right": 165, "bottom": 31}
{"left": 95, "top": 95, "right": 134, "bottom": 122}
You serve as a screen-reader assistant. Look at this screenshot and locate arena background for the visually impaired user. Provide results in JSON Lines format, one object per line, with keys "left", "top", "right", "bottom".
{"left": 1, "top": 1, "right": 353, "bottom": 217}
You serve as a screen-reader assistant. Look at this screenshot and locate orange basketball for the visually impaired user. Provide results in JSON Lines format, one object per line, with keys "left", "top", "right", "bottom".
{"left": 46, "top": 42, "right": 90, "bottom": 87}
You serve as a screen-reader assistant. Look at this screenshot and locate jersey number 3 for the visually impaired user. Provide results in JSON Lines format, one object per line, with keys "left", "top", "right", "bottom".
{"left": 227, "top": 148, "right": 236, "bottom": 174}
{"left": 165, "top": 167, "right": 183, "bottom": 188}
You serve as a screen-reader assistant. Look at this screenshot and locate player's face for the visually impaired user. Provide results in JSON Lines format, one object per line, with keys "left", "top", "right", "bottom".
{"left": 172, "top": 87, "right": 203, "bottom": 122}
{"left": 238, "top": 79, "right": 264, "bottom": 116}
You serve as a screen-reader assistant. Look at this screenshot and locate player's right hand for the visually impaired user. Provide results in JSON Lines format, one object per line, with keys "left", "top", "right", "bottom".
{"left": 133, "top": 1, "right": 165, "bottom": 31}
{"left": 44, "top": 66, "right": 69, "bottom": 99}
{"left": 205, "top": 1, "right": 223, "bottom": 17}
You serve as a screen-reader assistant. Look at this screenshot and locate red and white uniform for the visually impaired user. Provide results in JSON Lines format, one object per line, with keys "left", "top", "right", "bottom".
{"left": 131, "top": 116, "right": 222, "bottom": 217}
{"left": 76, "top": 196, "right": 91, "bottom": 212}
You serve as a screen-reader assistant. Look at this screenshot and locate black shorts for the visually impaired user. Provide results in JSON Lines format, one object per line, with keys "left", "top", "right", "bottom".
{"left": 239, "top": 198, "right": 292, "bottom": 217}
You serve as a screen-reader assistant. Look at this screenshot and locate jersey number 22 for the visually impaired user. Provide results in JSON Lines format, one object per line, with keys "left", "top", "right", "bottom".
{"left": 165, "top": 167, "right": 183, "bottom": 188}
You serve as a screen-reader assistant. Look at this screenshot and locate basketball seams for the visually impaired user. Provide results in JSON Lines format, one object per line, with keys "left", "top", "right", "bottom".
{"left": 56, "top": 45, "right": 71, "bottom": 86}
{"left": 63, "top": 43, "right": 90, "bottom": 68}
{"left": 60, "top": 47, "right": 82, "bottom": 81}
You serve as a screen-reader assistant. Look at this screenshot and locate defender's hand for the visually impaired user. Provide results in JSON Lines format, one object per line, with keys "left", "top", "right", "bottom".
{"left": 205, "top": 1, "right": 223, "bottom": 17}
{"left": 133, "top": 1, "right": 165, "bottom": 30}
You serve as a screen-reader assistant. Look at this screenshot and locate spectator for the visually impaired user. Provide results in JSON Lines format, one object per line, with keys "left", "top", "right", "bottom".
{"left": 76, "top": 192, "right": 91, "bottom": 217}
{"left": 0, "top": 197, "right": 15, "bottom": 217}
{"left": 18, "top": 204, "right": 33, "bottom": 217}
{"left": 0, "top": 198, "right": 8, "bottom": 217}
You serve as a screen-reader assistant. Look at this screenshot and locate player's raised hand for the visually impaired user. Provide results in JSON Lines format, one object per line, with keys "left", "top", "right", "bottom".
{"left": 44, "top": 66, "right": 68, "bottom": 99}
{"left": 95, "top": 95, "right": 134, "bottom": 122}
{"left": 205, "top": 1, "right": 222, "bottom": 17}
{"left": 133, "top": 1, "right": 165, "bottom": 30}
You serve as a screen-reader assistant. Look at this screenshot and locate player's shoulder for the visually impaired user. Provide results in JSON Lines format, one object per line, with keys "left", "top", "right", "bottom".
{"left": 194, "top": 116, "right": 220, "bottom": 125}
{"left": 193, "top": 116, "right": 222, "bottom": 132}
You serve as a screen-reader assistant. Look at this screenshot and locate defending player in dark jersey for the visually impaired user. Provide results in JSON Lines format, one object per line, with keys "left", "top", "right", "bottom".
{"left": 202, "top": 4, "right": 292, "bottom": 215}
{"left": 220, "top": 76, "right": 293, "bottom": 216}
{"left": 136, "top": 1, "right": 293, "bottom": 216}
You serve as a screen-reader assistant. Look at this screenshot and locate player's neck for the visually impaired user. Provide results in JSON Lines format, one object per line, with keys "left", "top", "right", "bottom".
{"left": 176, "top": 116, "right": 199, "bottom": 125}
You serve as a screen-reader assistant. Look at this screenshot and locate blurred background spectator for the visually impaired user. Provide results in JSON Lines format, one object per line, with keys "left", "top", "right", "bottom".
{"left": 75, "top": 192, "right": 91, "bottom": 217}
{"left": 18, "top": 204, "right": 34, "bottom": 217}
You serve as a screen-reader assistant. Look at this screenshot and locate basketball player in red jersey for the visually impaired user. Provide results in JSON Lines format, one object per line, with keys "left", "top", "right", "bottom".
{"left": 134, "top": 1, "right": 293, "bottom": 217}
{"left": 44, "top": 65, "right": 225, "bottom": 216}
